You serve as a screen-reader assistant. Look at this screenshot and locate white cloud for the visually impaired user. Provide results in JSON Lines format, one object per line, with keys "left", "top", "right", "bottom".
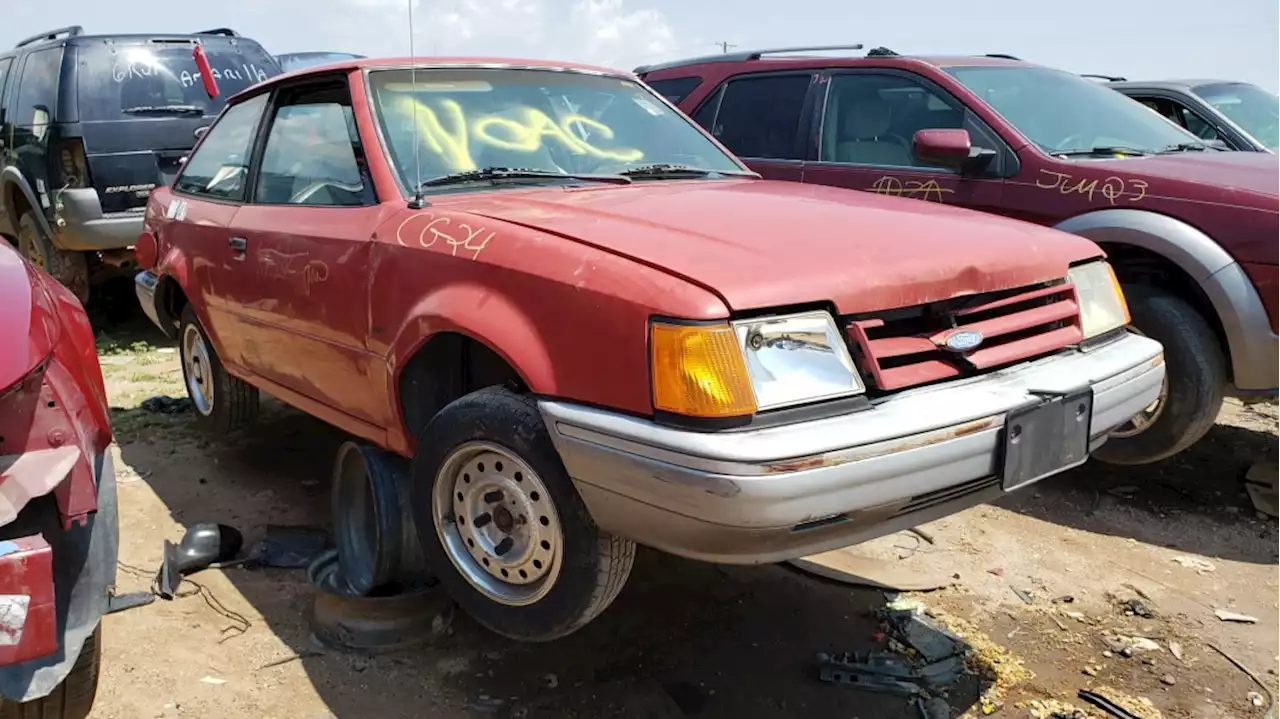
{"left": 308, "top": 0, "right": 677, "bottom": 71}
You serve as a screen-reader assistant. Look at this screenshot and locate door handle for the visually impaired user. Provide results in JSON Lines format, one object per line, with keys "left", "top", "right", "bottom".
{"left": 229, "top": 236, "right": 247, "bottom": 259}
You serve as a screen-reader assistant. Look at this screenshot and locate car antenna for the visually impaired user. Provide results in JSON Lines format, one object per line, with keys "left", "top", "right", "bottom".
{"left": 406, "top": 0, "right": 428, "bottom": 209}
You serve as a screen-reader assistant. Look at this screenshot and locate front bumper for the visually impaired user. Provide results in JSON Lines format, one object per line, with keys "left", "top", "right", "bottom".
{"left": 541, "top": 333, "right": 1165, "bottom": 564}
{"left": 0, "top": 452, "right": 117, "bottom": 702}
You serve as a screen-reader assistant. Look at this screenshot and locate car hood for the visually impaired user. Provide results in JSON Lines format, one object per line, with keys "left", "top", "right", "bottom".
{"left": 0, "top": 247, "right": 57, "bottom": 392}
{"left": 459, "top": 179, "right": 1102, "bottom": 314}
{"left": 1089, "top": 151, "right": 1280, "bottom": 203}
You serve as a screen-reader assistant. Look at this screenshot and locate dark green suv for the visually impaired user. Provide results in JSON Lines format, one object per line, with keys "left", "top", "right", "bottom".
{"left": 0, "top": 26, "right": 280, "bottom": 302}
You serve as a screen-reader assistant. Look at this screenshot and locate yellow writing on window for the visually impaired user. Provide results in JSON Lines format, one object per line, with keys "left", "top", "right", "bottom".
{"left": 390, "top": 98, "right": 644, "bottom": 172}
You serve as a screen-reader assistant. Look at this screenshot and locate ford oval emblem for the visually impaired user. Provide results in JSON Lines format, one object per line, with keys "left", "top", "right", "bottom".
{"left": 942, "top": 330, "right": 984, "bottom": 352}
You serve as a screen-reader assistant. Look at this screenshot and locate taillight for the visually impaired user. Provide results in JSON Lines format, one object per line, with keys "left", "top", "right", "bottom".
{"left": 135, "top": 231, "right": 158, "bottom": 270}
{"left": 57, "top": 138, "right": 90, "bottom": 189}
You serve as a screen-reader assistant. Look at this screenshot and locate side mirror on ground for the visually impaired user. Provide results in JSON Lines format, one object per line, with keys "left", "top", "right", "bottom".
{"left": 912, "top": 128, "right": 996, "bottom": 174}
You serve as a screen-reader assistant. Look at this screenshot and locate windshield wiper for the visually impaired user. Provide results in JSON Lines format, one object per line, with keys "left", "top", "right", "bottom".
{"left": 1155, "top": 142, "right": 1211, "bottom": 154}
{"left": 121, "top": 105, "right": 205, "bottom": 115}
{"left": 418, "top": 166, "right": 631, "bottom": 189}
{"left": 619, "top": 163, "right": 758, "bottom": 179}
{"left": 1053, "top": 146, "right": 1150, "bottom": 158}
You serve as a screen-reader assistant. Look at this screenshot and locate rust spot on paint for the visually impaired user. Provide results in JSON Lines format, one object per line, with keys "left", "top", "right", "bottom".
{"left": 764, "top": 416, "right": 1000, "bottom": 474}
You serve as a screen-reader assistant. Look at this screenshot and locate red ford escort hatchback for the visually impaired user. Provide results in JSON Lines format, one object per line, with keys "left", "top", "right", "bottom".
{"left": 134, "top": 57, "right": 1163, "bottom": 640}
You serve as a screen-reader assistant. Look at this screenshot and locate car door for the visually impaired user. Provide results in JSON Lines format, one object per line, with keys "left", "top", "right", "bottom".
{"left": 167, "top": 92, "right": 271, "bottom": 368}
{"left": 688, "top": 72, "right": 815, "bottom": 182}
{"left": 226, "top": 74, "right": 388, "bottom": 425}
{"left": 801, "top": 70, "right": 1007, "bottom": 214}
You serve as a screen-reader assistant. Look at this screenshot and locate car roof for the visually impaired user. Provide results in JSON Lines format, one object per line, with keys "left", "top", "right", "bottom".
{"left": 7, "top": 27, "right": 263, "bottom": 56}
{"left": 634, "top": 46, "right": 1032, "bottom": 76}
{"left": 1108, "top": 79, "right": 1239, "bottom": 92}
{"left": 230, "top": 56, "right": 632, "bottom": 101}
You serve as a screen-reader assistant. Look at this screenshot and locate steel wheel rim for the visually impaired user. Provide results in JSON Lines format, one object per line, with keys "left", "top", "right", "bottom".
{"left": 182, "top": 324, "right": 215, "bottom": 416}
{"left": 1110, "top": 325, "right": 1168, "bottom": 438}
{"left": 432, "top": 441, "right": 562, "bottom": 606}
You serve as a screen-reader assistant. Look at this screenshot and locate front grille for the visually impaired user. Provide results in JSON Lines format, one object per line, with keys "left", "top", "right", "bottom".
{"left": 846, "top": 280, "right": 1082, "bottom": 393}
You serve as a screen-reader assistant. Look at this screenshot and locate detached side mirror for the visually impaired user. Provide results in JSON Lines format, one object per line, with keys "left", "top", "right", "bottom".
{"left": 912, "top": 128, "right": 996, "bottom": 175}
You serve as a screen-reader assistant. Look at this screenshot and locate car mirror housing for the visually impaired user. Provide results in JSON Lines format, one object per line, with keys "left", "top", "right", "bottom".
{"left": 912, "top": 128, "right": 996, "bottom": 175}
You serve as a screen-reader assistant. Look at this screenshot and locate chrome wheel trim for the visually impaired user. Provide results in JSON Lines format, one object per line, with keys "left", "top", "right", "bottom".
{"left": 182, "top": 324, "right": 215, "bottom": 417}
{"left": 1110, "top": 325, "right": 1168, "bottom": 438}
{"left": 432, "top": 442, "right": 562, "bottom": 606}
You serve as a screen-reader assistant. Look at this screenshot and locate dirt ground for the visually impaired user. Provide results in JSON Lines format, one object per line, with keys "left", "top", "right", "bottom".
{"left": 86, "top": 310, "right": 1277, "bottom": 719}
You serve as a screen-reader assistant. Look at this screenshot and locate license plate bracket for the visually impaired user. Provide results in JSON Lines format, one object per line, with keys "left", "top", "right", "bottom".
{"left": 1002, "top": 388, "right": 1093, "bottom": 491}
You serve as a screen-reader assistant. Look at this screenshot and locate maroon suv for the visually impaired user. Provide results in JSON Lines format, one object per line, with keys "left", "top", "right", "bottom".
{"left": 640, "top": 46, "right": 1279, "bottom": 466}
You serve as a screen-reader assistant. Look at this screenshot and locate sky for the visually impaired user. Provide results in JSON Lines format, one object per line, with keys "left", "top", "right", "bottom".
{"left": 3, "top": 0, "right": 1278, "bottom": 91}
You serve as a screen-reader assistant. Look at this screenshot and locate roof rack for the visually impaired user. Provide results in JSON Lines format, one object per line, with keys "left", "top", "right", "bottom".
{"left": 983, "top": 53, "right": 1022, "bottom": 60}
{"left": 195, "top": 28, "right": 240, "bottom": 37}
{"left": 1081, "top": 73, "right": 1127, "bottom": 82}
{"left": 635, "top": 43, "right": 866, "bottom": 75}
{"left": 15, "top": 25, "right": 83, "bottom": 49}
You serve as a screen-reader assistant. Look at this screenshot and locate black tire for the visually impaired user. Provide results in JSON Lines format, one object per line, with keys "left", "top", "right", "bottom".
{"left": 17, "top": 212, "right": 89, "bottom": 304}
{"left": 1093, "top": 285, "right": 1226, "bottom": 466}
{"left": 0, "top": 627, "right": 101, "bottom": 719}
{"left": 178, "top": 304, "right": 259, "bottom": 433}
{"left": 410, "top": 387, "right": 634, "bottom": 641}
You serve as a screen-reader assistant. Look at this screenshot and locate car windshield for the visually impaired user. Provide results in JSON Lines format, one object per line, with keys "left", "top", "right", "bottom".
{"left": 367, "top": 67, "right": 744, "bottom": 192}
{"left": 1194, "top": 82, "right": 1280, "bottom": 149}
{"left": 947, "top": 65, "right": 1200, "bottom": 156}
{"left": 77, "top": 41, "right": 279, "bottom": 120}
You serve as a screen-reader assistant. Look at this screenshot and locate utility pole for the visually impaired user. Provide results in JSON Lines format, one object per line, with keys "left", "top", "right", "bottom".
{"left": 715, "top": 41, "right": 736, "bottom": 54}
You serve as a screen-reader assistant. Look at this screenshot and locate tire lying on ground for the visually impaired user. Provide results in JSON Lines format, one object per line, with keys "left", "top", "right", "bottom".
{"left": 1093, "top": 284, "right": 1226, "bottom": 466}
{"left": 411, "top": 387, "right": 635, "bottom": 642}
{"left": 178, "top": 304, "right": 259, "bottom": 433}
{"left": 0, "top": 627, "right": 101, "bottom": 719}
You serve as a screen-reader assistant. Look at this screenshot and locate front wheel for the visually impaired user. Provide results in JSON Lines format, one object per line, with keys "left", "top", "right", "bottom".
{"left": 0, "top": 627, "right": 101, "bottom": 719}
{"left": 1093, "top": 285, "right": 1226, "bottom": 466}
{"left": 411, "top": 387, "right": 634, "bottom": 641}
{"left": 178, "top": 305, "right": 259, "bottom": 433}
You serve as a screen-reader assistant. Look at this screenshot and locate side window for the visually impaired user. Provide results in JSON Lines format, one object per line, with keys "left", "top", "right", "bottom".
{"left": 644, "top": 77, "right": 702, "bottom": 105}
{"left": 819, "top": 74, "right": 965, "bottom": 168}
{"left": 14, "top": 48, "right": 61, "bottom": 132}
{"left": 173, "top": 93, "right": 268, "bottom": 201}
{"left": 1175, "top": 105, "right": 1221, "bottom": 141}
{"left": 698, "top": 74, "right": 810, "bottom": 160}
{"left": 0, "top": 57, "right": 13, "bottom": 102}
{"left": 254, "top": 81, "right": 368, "bottom": 207}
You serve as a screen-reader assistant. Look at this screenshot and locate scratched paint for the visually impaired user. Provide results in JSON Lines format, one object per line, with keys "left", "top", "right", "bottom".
{"left": 396, "top": 213, "right": 494, "bottom": 260}
{"left": 0, "top": 595, "right": 30, "bottom": 646}
{"left": 868, "top": 176, "right": 955, "bottom": 203}
{"left": 386, "top": 96, "right": 644, "bottom": 173}
{"left": 256, "top": 248, "right": 330, "bottom": 295}
{"left": 1035, "top": 169, "right": 1148, "bottom": 205}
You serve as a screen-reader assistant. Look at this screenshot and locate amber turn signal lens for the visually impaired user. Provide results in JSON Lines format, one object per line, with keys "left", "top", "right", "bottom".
{"left": 1106, "top": 262, "right": 1131, "bottom": 327}
{"left": 651, "top": 322, "right": 757, "bottom": 418}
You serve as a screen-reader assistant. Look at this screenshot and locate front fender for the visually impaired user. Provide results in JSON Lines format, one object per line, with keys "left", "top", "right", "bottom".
{"left": 385, "top": 281, "right": 556, "bottom": 451}
{"left": 0, "top": 169, "right": 55, "bottom": 240}
{"left": 1055, "top": 208, "right": 1277, "bottom": 392}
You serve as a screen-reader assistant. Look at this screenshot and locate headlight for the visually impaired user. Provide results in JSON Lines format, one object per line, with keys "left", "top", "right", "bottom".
{"left": 1068, "top": 261, "right": 1130, "bottom": 339}
{"left": 651, "top": 311, "right": 864, "bottom": 418}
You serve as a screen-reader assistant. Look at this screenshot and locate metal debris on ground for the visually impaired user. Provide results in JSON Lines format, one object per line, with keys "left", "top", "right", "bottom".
{"left": 1207, "top": 642, "right": 1275, "bottom": 719}
{"left": 1083, "top": 686, "right": 1163, "bottom": 719}
{"left": 816, "top": 602, "right": 967, "bottom": 697}
{"left": 106, "top": 591, "right": 155, "bottom": 615}
{"left": 1213, "top": 608, "right": 1259, "bottom": 623}
{"left": 1010, "top": 586, "right": 1034, "bottom": 605}
{"left": 139, "top": 395, "right": 192, "bottom": 414}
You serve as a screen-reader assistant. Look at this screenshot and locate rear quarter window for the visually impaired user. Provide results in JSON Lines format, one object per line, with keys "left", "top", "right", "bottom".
{"left": 14, "top": 47, "right": 62, "bottom": 127}
{"left": 643, "top": 76, "right": 702, "bottom": 104}
{"left": 76, "top": 41, "right": 280, "bottom": 120}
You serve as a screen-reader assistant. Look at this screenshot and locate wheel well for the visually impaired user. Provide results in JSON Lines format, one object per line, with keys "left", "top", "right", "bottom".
{"left": 397, "top": 332, "right": 527, "bottom": 440}
{"left": 1100, "top": 242, "right": 1232, "bottom": 380}
{"left": 2, "top": 183, "right": 32, "bottom": 248}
